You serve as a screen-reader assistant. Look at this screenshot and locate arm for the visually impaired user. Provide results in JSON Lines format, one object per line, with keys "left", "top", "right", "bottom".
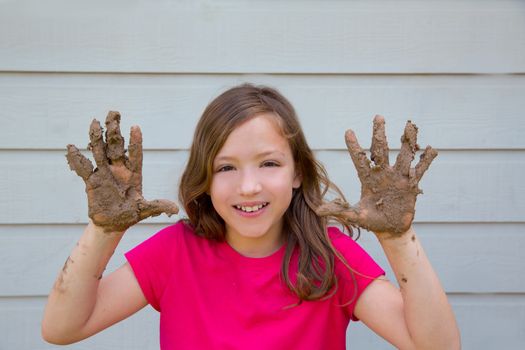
{"left": 354, "top": 228, "right": 460, "bottom": 350}
{"left": 42, "top": 112, "right": 178, "bottom": 344}
{"left": 318, "top": 116, "right": 460, "bottom": 349}
{"left": 42, "top": 222, "right": 147, "bottom": 344}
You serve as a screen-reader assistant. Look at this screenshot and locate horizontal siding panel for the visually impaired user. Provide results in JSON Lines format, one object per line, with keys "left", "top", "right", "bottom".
{"left": 351, "top": 293, "right": 525, "bottom": 349}
{"left": 0, "top": 224, "right": 161, "bottom": 297}
{"left": 0, "top": 296, "right": 160, "bottom": 350}
{"left": 1, "top": 1, "right": 524, "bottom": 73}
{"left": 1, "top": 73, "right": 524, "bottom": 150}
{"left": 319, "top": 150, "right": 525, "bottom": 223}
{"left": 358, "top": 223, "right": 525, "bottom": 294}
{"left": 451, "top": 293, "right": 525, "bottom": 349}
{"left": 1, "top": 294, "right": 524, "bottom": 350}
{"left": 0, "top": 150, "right": 185, "bottom": 225}
{"left": 1, "top": 223, "right": 523, "bottom": 296}
{"left": 0, "top": 150, "right": 522, "bottom": 224}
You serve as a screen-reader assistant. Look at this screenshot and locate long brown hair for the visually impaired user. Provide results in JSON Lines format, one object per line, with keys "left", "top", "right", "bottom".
{"left": 179, "top": 83, "right": 353, "bottom": 302}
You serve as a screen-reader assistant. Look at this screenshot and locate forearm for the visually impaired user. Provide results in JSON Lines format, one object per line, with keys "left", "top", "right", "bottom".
{"left": 42, "top": 221, "right": 124, "bottom": 343}
{"left": 378, "top": 227, "right": 460, "bottom": 350}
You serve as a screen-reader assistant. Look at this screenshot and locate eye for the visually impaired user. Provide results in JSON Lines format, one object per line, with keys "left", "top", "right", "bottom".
{"left": 262, "top": 161, "right": 280, "bottom": 168}
{"left": 216, "top": 165, "right": 235, "bottom": 172}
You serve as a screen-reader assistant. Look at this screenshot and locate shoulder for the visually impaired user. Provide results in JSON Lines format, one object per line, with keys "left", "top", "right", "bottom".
{"left": 124, "top": 221, "right": 196, "bottom": 311}
{"left": 327, "top": 226, "right": 385, "bottom": 320}
{"left": 143, "top": 220, "right": 195, "bottom": 244}
{"left": 327, "top": 226, "right": 361, "bottom": 255}
{"left": 126, "top": 220, "right": 197, "bottom": 260}
{"left": 327, "top": 225, "right": 384, "bottom": 279}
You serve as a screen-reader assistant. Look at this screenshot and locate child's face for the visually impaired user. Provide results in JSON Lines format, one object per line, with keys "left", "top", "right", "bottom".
{"left": 210, "top": 113, "right": 301, "bottom": 257}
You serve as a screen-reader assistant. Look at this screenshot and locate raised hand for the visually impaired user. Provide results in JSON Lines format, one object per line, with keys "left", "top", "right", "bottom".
{"left": 317, "top": 115, "right": 437, "bottom": 237}
{"left": 66, "top": 111, "right": 179, "bottom": 233}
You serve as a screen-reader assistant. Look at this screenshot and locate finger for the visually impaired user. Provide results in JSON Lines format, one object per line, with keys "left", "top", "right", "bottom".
{"left": 394, "top": 121, "right": 419, "bottom": 176}
{"left": 370, "top": 115, "right": 389, "bottom": 168}
{"left": 128, "top": 125, "right": 143, "bottom": 193}
{"left": 345, "top": 129, "right": 371, "bottom": 182}
{"left": 88, "top": 119, "right": 109, "bottom": 169}
{"left": 66, "top": 144, "right": 94, "bottom": 181}
{"left": 316, "top": 198, "right": 363, "bottom": 226}
{"left": 414, "top": 145, "right": 438, "bottom": 182}
{"left": 138, "top": 199, "right": 179, "bottom": 220}
{"left": 104, "top": 111, "right": 126, "bottom": 163}
{"left": 128, "top": 126, "right": 143, "bottom": 174}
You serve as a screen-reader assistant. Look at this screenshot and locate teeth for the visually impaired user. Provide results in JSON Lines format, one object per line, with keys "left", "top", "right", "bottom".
{"left": 235, "top": 203, "right": 267, "bottom": 212}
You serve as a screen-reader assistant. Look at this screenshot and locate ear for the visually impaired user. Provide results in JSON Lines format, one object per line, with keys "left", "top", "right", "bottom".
{"left": 292, "top": 171, "right": 302, "bottom": 189}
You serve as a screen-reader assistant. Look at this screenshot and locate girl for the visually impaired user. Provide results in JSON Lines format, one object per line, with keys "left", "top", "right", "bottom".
{"left": 42, "top": 84, "right": 460, "bottom": 349}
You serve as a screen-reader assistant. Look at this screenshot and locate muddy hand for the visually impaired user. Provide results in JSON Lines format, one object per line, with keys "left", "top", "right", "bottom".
{"left": 65, "top": 111, "right": 179, "bottom": 233}
{"left": 316, "top": 115, "right": 437, "bottom": 237}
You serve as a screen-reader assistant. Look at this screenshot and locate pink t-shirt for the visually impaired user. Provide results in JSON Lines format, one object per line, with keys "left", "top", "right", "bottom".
{"left": 125, "top": 221, "right": 384, "bottom": 349}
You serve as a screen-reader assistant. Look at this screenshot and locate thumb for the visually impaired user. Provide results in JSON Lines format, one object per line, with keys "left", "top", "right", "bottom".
{"left": 316, "top": 198, "right": 362, "bottom": 226}
{"left": 138, "top": 199, "right": 179, "bottom": 220}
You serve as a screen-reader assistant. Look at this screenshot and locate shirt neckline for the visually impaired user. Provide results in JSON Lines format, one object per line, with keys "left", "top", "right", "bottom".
{"left": 219, "top": 239, "right": 287, "bottom": 267}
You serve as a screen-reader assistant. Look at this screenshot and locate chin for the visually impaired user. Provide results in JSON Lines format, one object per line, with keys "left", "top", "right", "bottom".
{"left": 228, "top": 224, "right": 275, "bottom": 240}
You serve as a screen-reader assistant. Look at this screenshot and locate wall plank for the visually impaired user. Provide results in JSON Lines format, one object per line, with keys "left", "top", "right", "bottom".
{"left": 1, "top": 74, "right": 524, "bottom": 150}
{"left": 0, "top": 297, "right": 160, "bottom": 350}
{"left": 350, "top": 293, "right": 525, "bottom": 349}
{"left": 1, "top": 1, "right": 524, "bottom": 73}
{"left": 319, "top": 150, "right": 525, "bottom": 223}
{"left": 2, "top": 294, "right": 524, "bottom": 349}
{"left": 0, "top": 150, "right": 522, "bottom": 224}
{"left": 1, "top": 222, "right": 523, "bottom": 296}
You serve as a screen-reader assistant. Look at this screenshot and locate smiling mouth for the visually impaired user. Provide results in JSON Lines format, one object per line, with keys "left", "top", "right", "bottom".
{"left": 234, "top": 202, "right": 269, "bottom": 213}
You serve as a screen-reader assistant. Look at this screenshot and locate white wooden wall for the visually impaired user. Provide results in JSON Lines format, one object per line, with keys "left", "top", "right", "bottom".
{"left": 1, "top": 1, "right": 524, "bottom": 349}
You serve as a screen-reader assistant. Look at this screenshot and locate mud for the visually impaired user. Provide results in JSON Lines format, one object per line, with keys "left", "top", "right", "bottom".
{"left": 66, "top": 111, "right": 179, "bottom": 233}
{"left": 317, "top": 116, "right": 437, "bottom": 237}
{"left": 53, "top": 256, "right": 74, "bottom": 293}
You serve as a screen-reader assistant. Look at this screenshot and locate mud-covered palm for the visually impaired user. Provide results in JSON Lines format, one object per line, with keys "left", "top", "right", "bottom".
{"left": 66, "top": 111, "right": 179, "bottom": 233}
{"left": 317, "top": 115, "right": 437, "bottom": 237}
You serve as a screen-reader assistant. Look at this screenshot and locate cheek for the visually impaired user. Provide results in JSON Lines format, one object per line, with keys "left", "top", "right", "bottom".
{"left": 209, "top": 176, "right": 234, "bottom": 205}
{"left": 268, "top": 177, "right": 296, "bottom": 198}
{"left": 209, "top": 189, "right": 228, "bottom": 218}
{"left": 267, "top": 169, "right": 297, "bottom": 188}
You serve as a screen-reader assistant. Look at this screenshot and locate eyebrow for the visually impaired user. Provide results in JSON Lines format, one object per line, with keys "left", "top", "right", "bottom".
{"left": 214, "top": 150, "right": 286, "bottom": 163}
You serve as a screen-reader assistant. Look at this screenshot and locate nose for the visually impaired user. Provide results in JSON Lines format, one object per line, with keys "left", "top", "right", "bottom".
{"left": 237, "top": 169, "right": 262, "bottom": 196}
